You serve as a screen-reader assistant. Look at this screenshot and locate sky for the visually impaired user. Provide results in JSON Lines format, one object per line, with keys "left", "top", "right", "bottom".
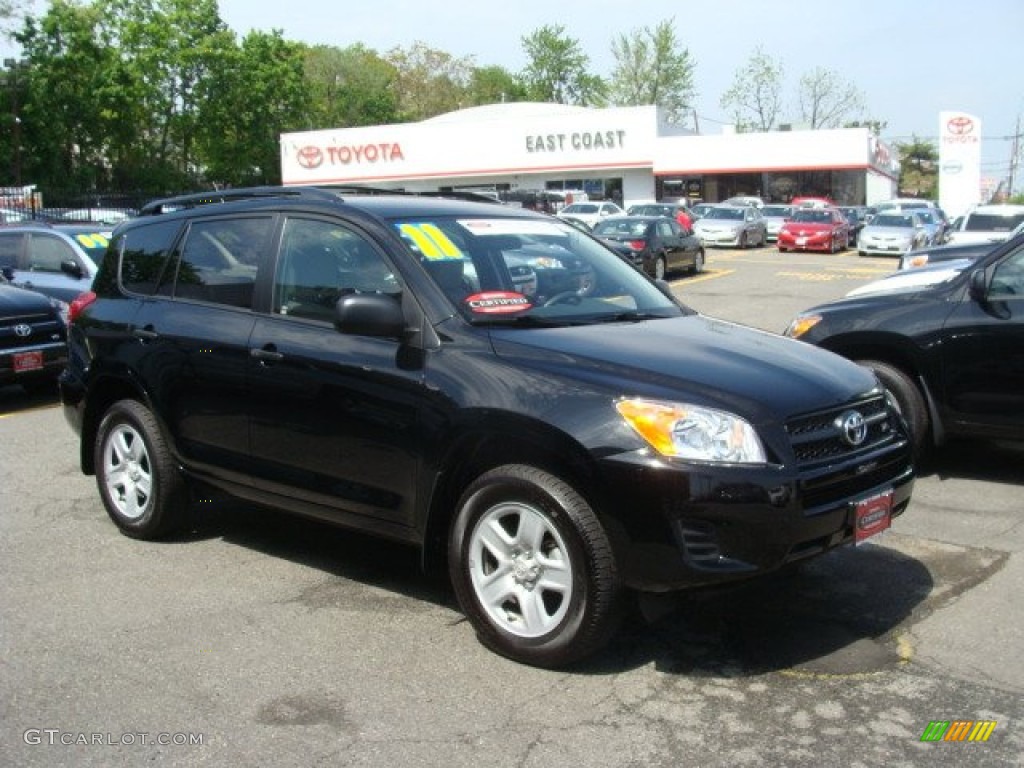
{"left": 4, "top": 0, "right": 1023, "bottom": 190}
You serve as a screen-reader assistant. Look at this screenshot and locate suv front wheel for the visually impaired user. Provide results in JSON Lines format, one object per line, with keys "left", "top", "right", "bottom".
{"left": 448, "top": 464, "right": 622, "bottom": 668}
{"left": 95, "top": 399, "right": 187, "bottom": 539}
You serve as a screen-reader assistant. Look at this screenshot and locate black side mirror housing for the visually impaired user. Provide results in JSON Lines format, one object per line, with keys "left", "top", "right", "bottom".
{"left": 60, "top": 259, "right": 84, "bottom": 279}
{"left": 335, "top": 292, "right": 407, "bottom": 338}
{"left": 968, "top": 268, "right": 988, "bottom": 302}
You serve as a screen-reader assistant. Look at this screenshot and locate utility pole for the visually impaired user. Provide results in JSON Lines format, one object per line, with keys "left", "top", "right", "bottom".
{"left": 1008, "top": 115, "right": 1020, "bottom": 198}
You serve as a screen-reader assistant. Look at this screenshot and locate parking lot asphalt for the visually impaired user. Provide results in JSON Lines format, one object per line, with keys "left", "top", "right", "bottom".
{"left": 2, "top": 244, "right": 1022, "bottom": 767}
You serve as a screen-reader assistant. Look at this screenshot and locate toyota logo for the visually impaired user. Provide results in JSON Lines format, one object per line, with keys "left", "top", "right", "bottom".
{"left": 946, "top": 116, "right": 975, "bottom": 136}
{"left": 14, "top": 323, "right": 32, "bottom": 338}
{"left": 835, "top": 410, "right": 868, "bottom": 447}
{"left": 296, "top": 145, "right": 324, "bottom": 169}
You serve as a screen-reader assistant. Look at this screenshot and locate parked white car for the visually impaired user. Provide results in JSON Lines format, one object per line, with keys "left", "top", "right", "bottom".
{"left": 945, "top": 204, "right": 1024, "bottom": 245}
{"left": 555, "top": 201, "right": 624, "bottom": 230}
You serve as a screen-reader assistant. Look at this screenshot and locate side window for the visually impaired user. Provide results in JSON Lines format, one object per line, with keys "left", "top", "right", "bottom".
{"left": 657, "top": 220, "right": 674, "bottom": 238}
{"left": 990, "top": 247, "right": 1024, "bottom": 300}
{"left": 27, "top": 235, "right": 76, "bottom": 274}
{"left": 0, "top": 232, "right": 21, "bottom": 269}
{"left": 120, "top": 220, "right": 182, "bottom": 296}
{"left": 170, "top": 217, "right": 269, "bottom": 308}
{"left": 273, "top": 217, "right": 397, "bottom": 322}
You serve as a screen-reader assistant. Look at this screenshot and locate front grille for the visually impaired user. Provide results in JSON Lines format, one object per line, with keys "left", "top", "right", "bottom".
{"left": 0, "top": 313, "right": 64, "bottom": 351}
{"left": 786, "top": 395, "right": 896, "bottom": 465}
{"left": 786, "top": 394, "right": 911, "bottom": 512}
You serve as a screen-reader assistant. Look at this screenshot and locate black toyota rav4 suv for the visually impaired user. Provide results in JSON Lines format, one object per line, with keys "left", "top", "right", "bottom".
{"left": 61, "top": 187, "right": 914, "bottom": 667}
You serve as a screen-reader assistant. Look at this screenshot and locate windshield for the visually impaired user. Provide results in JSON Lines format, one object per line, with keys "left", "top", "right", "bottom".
{"left": 561, "top": 203, "right": 598, "bottom": 214}
{"left": 627, "top": 204, "right": 671, "bottom": 217}
{"left": 66, "top": 230, "right": 112, "bottom": 265}
{"left": 593, "top": 218, "right": 650, "bottom": 237}
{"left": 704, "top": 207, "right": 745, "bottom": 221}
{"left": 871, "top": 214, "right": 917, "bottom": 228}
{"left": 762, "top": 206, "right": 792, "bottom": 217}
{"left": 791, "top": 210, "right": 832, "bottom": 223}
{"left": 964, "top": 212, "right": 1024, "bottom": 232}
{"left": 391, "top": 216, "right": 684, "bottom": 325}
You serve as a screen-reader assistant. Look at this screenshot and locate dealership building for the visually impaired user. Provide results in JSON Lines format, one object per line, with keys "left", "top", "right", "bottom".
{"left": 279, "top": 103, "right": 899, "bottom": 207}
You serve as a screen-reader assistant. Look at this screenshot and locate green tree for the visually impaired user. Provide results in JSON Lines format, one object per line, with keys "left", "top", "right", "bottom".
{"left": 303, "top": 43, "right": 400, "bottom": 129}
{"left": 609, "top": 19, "right": 696, "bottom": 124}
{"left": 719, "top": 47, "right": 783, "bottom": 132}
{"left": 386, "top": 41, "right": 473, "bottom": 121}
{"left": 520, "top": 24, "right": 606, "bottom": 106}
{"left": 797, "top": 67, "right": 865, "bottom": 129}
{"left": 100, "top": 0, "right": 235, "bottom": 188}
{"left": 895, "top": 136, "right": 939, "bottom": 198}
{"left": 13, "top": 0, "right": 115, "bottom": 190}
{"left": 196, "top": 30, "right": 309, "bottom": 186}
{"left": 465, "top": 65, "right": 527, "bottom": 107}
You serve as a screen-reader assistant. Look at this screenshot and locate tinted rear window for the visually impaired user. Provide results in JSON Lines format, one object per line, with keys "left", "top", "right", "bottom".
{"left": 118, "top": 221, "right": 182, "bottom": 295}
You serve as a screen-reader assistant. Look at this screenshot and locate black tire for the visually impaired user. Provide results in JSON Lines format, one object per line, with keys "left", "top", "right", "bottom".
{"left": 94, "top": 399, "right": 188, "bottom": 539}
{"left": 738, "top": 232, "right": 748, "bottom": 249}
{"left": 448, "top": 464, "right": 622, "bottom": 668}
{"left": 858, "top": 359, "right": 930, "bottom": 460}
{"left": 654, "top": 255, "right": 667, "bottom": 281}
{"left": 691, "top": 249, "right": 705, "bottom": 274}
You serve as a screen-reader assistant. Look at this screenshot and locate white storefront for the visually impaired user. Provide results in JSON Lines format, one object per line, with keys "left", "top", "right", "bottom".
{"left": 280, "top": 103, "right": 899, "bottom": 206}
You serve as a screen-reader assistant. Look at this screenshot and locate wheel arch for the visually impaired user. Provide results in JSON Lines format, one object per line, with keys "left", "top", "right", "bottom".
{"left": 818, "top": 334, "right": 944, "bottom": 445}
{"left": 79, "top": 370, "right": 162, "bottom": 476}
{"left": 419, "top": 416, "right": 606, "bottom": 576}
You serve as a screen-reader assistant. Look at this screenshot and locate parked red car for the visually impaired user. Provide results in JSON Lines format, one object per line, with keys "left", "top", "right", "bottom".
{"left": 777, "top": 207, "right": 850, "bottom": 253}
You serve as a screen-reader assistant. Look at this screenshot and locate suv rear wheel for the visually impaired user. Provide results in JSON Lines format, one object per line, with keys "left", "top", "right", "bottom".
{"left": 448, "top": 464, "right": 622, "bottom": 668}
{"left": 95, "top": 399, "right": 188, "bottom": 539}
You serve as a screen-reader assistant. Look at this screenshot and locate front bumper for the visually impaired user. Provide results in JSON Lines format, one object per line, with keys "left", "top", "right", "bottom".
{"left": 594, "top": 446, "right": 914, "bottom": 592}
{"left": 0, "top": 341, "right": 67, "bottom": 387}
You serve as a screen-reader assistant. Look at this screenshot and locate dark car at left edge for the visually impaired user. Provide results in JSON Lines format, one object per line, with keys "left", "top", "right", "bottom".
{"left": 0, "top": 269, "right": 68, "bottom": 393}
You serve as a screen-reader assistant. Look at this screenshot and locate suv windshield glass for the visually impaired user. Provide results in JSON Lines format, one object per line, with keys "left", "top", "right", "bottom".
{"left": 391, "top": 216, "right": 683, "bottom": 324}
{"left": 965, "top": 213, "right": 1024, "bottom": 232}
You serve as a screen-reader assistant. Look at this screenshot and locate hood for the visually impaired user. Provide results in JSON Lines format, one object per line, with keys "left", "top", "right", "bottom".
{"left": 846, "top": 260, "right": 971, "bottom": 297}
{"left": 489, "top": 315, "right": 876, "bottom": 424}
{"left": 0, "top": 284, "right": 56, "bottom": 313}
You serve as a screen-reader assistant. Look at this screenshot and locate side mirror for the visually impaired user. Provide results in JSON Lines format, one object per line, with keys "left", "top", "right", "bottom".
{"left": 0, "top": 266, "right": 14, "bottom": 282}
{"left": 334, "top": 292, "right": 407, "bottom": 338}
{"left": 968, "top": 268, "right": 988, "bottom": 302}
{"left": 60, "top": 259, "right": 84, "bottom": 279}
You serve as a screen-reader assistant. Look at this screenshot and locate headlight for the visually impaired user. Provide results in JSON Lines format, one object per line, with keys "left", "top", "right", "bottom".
{"left": 615, "top": 399, "right": 766, "bottom": 463}
{"left": 784, "top": 313, "right": 821, "bottom": 338}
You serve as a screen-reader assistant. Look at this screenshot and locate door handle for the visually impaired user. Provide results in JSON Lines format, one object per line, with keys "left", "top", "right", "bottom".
{"left": 250, "top": 346, "right": 283, "bottom": 363}
{"left": 132, "top": 327, "right": 158, "bottom": 340}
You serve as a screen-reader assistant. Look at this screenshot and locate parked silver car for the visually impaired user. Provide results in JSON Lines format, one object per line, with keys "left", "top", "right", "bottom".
{"left": 692, "top": 205, "right": 767, "bottom": 248}
{"left": 857, "top": 211, "right": 928, "bottom": 257}
{"left": 0, "top": 223, "right": 109, "bottom": 304}
{"left": 761, "top": 204, "right": 795, "bottom": 243}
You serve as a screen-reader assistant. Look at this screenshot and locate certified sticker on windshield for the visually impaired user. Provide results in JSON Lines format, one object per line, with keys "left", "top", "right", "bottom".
{"left": 465, "top": 291, "right": 532, "bottom": 314}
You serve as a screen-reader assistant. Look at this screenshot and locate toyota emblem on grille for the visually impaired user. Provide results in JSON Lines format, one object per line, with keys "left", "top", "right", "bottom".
{"left": 836, "top": 410, "right": 867, "bottom": 447}
{"left": 14, "top": 323, "right": 32, "bottom": 337}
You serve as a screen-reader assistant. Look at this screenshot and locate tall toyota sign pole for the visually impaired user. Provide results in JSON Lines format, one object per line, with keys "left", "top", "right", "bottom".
{"left": 938, "top": 111, "right": 982, "bottom": 219}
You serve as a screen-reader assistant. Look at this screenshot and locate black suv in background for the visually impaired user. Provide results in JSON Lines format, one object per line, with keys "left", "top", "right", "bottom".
{"left": 61, "top": 187, "right": 914, "bottom": 667}
{"left": 1, "top": 270, "right": 67, "bottom": 393}
{"left": 786, "top": 232, "right": 1024, "bottom": 459}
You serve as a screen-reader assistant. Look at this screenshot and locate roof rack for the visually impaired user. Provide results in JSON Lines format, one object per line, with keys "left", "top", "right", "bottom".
{"left": 138, "top": 186, "right": 344, "bottom": 215}
{"left": 138, "top": 184, "right": 506, "bottom": 217}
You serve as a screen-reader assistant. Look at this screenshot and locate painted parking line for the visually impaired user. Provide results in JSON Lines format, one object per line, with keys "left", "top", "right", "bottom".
{"left": 669, "top": 268, "right": 735, "bottom": 286}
